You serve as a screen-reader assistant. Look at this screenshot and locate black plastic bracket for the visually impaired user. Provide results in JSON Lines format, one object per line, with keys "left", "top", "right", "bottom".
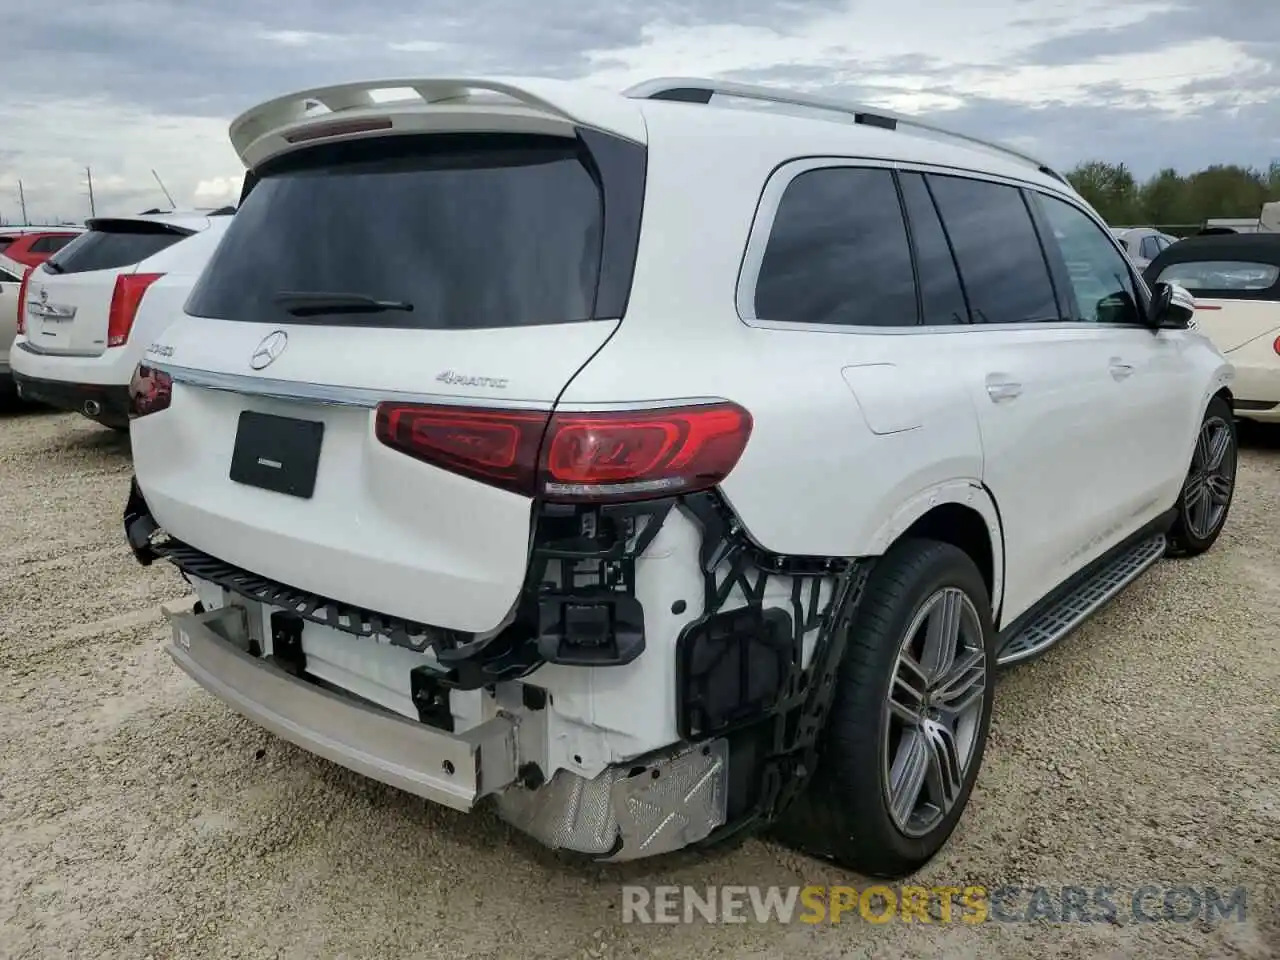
{"left": 267, "top": 611, "right": 306, "bottom": 677}
{"left": 409, "top": 667, "right": 455, "bottom": 732}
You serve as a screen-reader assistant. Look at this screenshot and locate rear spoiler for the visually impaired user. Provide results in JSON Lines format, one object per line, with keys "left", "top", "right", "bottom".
{"left": 227, "top": 77, "right": 648, "bottom": 169}
{"left": 84, "top": 217, "right": 197, "bottom": 236}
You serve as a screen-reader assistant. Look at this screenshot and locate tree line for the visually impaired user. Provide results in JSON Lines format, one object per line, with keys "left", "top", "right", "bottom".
{"left": 1065, "top": 161, "right": 1280, "bottom": 233}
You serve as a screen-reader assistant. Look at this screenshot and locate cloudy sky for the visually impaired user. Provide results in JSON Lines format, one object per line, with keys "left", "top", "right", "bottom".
{"left": 4, "top": 0, "right": 1277, "bottom": 222}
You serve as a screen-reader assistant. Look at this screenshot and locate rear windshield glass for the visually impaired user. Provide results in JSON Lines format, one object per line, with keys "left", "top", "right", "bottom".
{"left": 0, "top": 238, "right": 13, "bottom": 252}
{"left": 45, "top": 222, "right": 190, "bottom": 275}
{"left": 185, "top": 133, "right": 609, "bottom": 330}
{"left": 28, "top": 234, "right": 76, "bottom": 254}
{"left": 1156, "top": 260, "right": 1280, "bottom": 292}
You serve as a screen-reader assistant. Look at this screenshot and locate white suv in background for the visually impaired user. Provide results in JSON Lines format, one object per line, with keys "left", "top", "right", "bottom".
{"left": 124, "top": 77, "right": 1235, "bottom": 879}
{"left": 11, "top": 210, "right": 233, "bottom": 430}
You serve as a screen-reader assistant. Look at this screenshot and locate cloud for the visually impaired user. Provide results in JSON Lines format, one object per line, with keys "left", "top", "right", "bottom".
{"left": 1, "top": 0, "right": 1277, "bottom": 222}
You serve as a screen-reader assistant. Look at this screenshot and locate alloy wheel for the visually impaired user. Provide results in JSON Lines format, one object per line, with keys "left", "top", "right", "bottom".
{"left": 1184, "top": 416, "right": 1236, "bottom": 540}
{"left": 882, "top": 588, "right": 988, "bottom": 838}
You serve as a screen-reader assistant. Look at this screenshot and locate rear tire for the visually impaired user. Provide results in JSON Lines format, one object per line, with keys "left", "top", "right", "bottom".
{"left": 772, "top": 539, "right": 996, "bottom": 879}
{"left": 1166, "top": 396, "right": 1236, "bottom": 557}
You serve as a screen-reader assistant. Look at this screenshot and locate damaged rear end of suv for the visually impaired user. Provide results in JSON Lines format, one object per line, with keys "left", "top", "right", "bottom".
{"left": 124, "top": 77, "right": 842, "bottom": 865}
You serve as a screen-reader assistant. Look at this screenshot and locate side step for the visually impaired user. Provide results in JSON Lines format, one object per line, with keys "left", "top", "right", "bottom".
{"left": 996, "top": 535, "right": 1166, "bottom": 667}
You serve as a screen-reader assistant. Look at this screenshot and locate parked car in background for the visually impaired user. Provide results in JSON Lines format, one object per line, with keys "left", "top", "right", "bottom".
{"left": 0, "top": 252, "right": 30, "bottom": 394}
{"left": 124, "top": 75, "right": 1234, "bottom": 880}
{"left": 0, "top": 227, "right": 85, "bottom": 269}
{"left": 1145, "top": 233, "right": 1280, "bottom": 425}
{"left": 10, "top": 211, "right": 232, "bottom": 430}
{"left": 1111, "top": 226, "right": 1179, "bottom": 268}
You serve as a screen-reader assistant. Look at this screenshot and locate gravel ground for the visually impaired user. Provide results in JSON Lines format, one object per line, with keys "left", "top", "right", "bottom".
{"left": 1, "top": 402, "right": 1277, "bottom": 960}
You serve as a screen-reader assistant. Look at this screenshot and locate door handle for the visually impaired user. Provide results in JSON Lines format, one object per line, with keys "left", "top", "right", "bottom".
{"left": 1109, "top": 358, "right": 1134, "bottom": 380}
{"left": 985, "top": 378, "right": 1022, "bottom": 403}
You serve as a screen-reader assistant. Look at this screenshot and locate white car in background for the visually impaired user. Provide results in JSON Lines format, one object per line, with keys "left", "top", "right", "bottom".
{"left": 0, "top": 252, "right": 31, "bottom": 394}
{"left": 11, "top": 211, "right": 233, "bottom": 429}
{"left": 1145, "top": 233, "right": 1280, "bottom": 425}
{"left": 1111, "top": 226, "right": 1179, "bottom": 269}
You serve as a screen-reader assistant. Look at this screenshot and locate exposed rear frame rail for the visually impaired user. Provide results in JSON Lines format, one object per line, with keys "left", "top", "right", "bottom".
{"left": 622, "top": 76, "right": 1071, "bottom": 185}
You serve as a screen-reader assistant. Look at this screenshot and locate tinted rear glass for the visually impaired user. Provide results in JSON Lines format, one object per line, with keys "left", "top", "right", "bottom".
{"left": 29, "top": 235, "right": 76, "bottom": 254}
{"left": 46, "top": 222, "right": 189, "bottom": 275}
{"left": 0, "top": 238, "right": 13, "bottom": 252}
{"left": 187, "top": 133, "right": 612, "bottom": 330}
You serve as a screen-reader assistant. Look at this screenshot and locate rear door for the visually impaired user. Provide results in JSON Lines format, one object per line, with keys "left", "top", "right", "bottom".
{"left": 133, "top": 128, "right": 646, "bottom": 634}
{"left": 25, "top": 220, "right": 194, "bottom": 355}
{"left": 920, "top": 172, "right": 1131, "bottom": 623}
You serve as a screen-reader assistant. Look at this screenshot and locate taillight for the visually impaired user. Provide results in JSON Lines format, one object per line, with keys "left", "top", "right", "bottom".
{"left": 15, "top": 268, "right": 32, "bottom": 336}
{"left": 107, "top": 273, "right": 164, "bottom": 347}
{"left": 374, "top": 401, "right": 753, "bottom": 504}
{"left": 1273, "top": 335, "right": 1280, "bottom": 357}
{"left": 129, "top": 364, "right": 173, "bottom": 418}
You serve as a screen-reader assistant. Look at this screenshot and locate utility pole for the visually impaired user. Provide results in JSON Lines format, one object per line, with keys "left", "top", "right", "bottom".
{"left": 18, "top": 180, "right": 28, "bottom": 224}
{"left": 86, "top": 166, "right": 96, "bottom": 217}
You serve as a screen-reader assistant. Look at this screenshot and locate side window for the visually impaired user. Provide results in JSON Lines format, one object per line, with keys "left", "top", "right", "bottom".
{"left": 1036, "top": 194, "right": 1142, "bottom": 325}
{"left": 898, "top": 173, "right": 970, "bottom": 325}
{"left": 0, "top": 268, "right": 19, "bottom": 284}
{"left": 1140, "top": 236, "right": 1161, "bottom": 260}
{"left": 753, "top": 166, "right": 918, "bottom": 327}
{"left": 926, "top": 175, "right": 1061, "bottom": 324}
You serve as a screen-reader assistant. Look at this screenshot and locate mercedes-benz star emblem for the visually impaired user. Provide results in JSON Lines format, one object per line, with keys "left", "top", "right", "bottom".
{"left": 250, "top": 330, "right": 288, "bottom": 370}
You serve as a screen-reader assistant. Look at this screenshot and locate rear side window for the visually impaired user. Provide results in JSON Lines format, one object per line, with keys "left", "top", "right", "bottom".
{"left": 187, "top": 131, "right": 644, "bottom": 330}
{"left": 927, "top": 175, "right": 1061, "bottom": 324}
{"left": 28, "top": 235, "right": 75, "bottom": 254}
{"left": 753, "top": 166, "right": 918, "bottom": 327}
{"left": 898, "top": 173, "right": 970, "bottom": 325}
{"left": 1155, "top": 260, "right": 1280, "bottom": 293}
{"left": 46, "top": 221, "right": 190, "bottom": 275}
{"left": 0, "top": 238, "right": 13, "bottom": 252}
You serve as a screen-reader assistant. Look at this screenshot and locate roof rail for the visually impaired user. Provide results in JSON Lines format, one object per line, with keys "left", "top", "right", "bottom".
{"left": 229, "top": 77, "right": 647, "bottom": 165}
{"left": 622, "top": 77, "right": 1069, "bottom": 184}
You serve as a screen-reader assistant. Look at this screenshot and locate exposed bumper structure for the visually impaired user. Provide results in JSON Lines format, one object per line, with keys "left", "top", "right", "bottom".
{"left": 168, "top": 604, "right": 518, "bottom": 810}
{"left": 165, "top": 601, "right": 731, "bottom": 858}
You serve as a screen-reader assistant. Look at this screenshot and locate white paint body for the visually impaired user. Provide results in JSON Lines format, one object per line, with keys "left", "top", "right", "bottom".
{"left": 130, "top": 77, "right": 1233, "bottom": 786}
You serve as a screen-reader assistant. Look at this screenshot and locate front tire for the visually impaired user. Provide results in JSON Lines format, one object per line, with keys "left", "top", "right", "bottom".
{"left": 772, "top": 539, "right": 996, "bottom": 878}
{"left": 1167, "top": 395, "right": 1237, "bottom": 557}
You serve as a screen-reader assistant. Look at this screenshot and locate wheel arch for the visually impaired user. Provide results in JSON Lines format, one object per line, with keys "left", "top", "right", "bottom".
{"left": 863, "top": 480, "right": 1005, "bottom": 623}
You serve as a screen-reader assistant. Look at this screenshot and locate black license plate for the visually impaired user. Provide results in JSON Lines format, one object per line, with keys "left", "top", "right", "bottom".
{"left": 229, "top": 411, "right": 325, "bottom": 499}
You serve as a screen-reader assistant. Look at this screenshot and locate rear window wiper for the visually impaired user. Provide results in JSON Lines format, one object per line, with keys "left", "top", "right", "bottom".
{"left": 44, "top": 261, "right": 65, "bottom": 274}
{"left": 273, "top": 291, "right": 414, "bottom": 316}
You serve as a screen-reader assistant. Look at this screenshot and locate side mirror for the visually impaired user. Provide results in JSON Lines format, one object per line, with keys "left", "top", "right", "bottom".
{"left": 1149, "top": 281, "right": 1195, "bottom": 329}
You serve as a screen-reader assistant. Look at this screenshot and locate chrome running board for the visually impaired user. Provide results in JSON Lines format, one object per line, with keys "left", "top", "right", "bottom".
{"left": 996, "top": 535, "right": 1167, "bottom": 667}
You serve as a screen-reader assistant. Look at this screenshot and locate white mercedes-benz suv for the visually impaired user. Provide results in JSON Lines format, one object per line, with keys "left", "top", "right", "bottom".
{"left": 124, "top": 76, "right": 1236, "bottom": 879}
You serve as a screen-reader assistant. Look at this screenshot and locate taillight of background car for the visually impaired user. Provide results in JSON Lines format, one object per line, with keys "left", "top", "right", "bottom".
{"left": 108, "top": 273, "right": 164, "bottom": 347}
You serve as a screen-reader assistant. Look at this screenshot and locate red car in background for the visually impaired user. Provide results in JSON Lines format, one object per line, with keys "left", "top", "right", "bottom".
{"left": 0, "top": 227, "right": 85, "bottom": 269}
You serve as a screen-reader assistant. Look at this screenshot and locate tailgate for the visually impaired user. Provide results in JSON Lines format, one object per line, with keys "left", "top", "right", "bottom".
{"left": 131, "top": 125, "right": 645, "bottom": 635}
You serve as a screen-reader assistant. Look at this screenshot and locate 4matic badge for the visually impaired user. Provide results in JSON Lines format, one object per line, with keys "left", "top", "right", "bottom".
{"left": 436, "top": 370, "right": 509, "bottom": 389}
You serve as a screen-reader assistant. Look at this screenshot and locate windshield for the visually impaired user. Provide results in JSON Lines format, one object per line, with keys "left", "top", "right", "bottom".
{"left": 186, "top": 132, "right": 628, "bottom": 330}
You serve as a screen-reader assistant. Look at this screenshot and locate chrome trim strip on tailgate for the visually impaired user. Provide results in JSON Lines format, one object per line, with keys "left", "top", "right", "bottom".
{"left": 150, "top": 362, "right": 554, "bottom": 410}
{"left": 167, "top": 605, "right": 518, "bottom": 809}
